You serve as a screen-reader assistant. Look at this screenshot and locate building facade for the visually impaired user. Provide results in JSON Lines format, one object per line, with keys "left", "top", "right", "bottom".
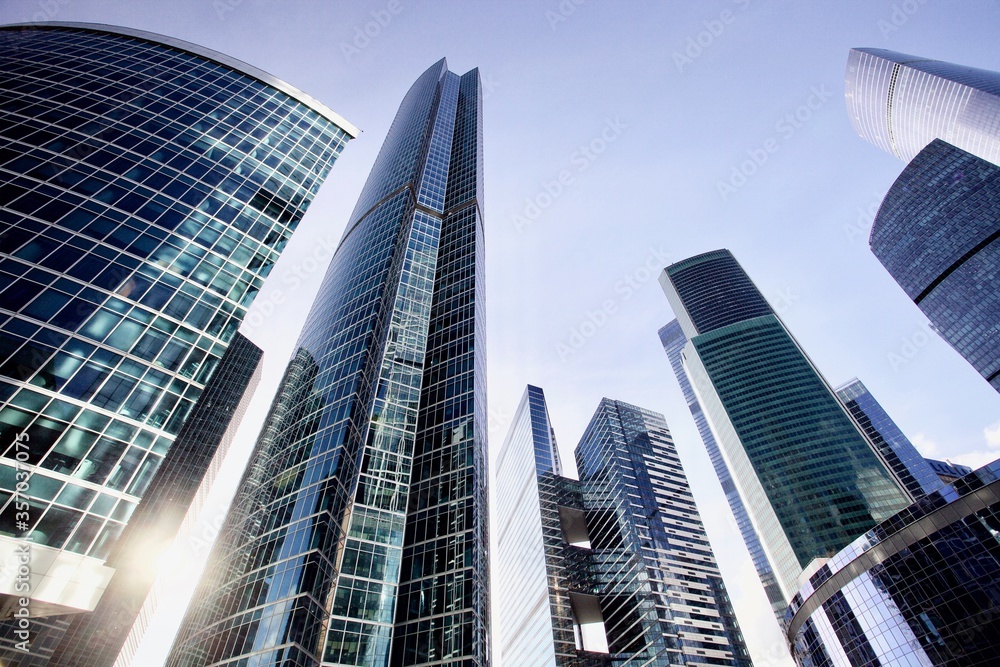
{"left": 786, "top": 459, "right": 1000, "bottom": 666}
{"left": 0, "top": 20, "right": 356, "bottom": 659}
{"left": 659, "top": 320, "right": 786, "bottom": 621}
{"left": 659, "top": 250, "right": 910, "bottom": 603}
{"left": 834, "top": 378, "right": 943, "bottom": 500}
{"left": 870, "top": 138, "right": 1000, "bottom": 393}
{"left": 50, "top": 332, "right": 263, "bottom": 666}
{"left": 496, "top": 385, "right": 751, "bottom": 666}
{"left": 925, "top": 458, "right": 972, "bottom": 485}
{"left": 494, "top": 385, "right": 603, "bottom": 666}
{"left": 845, "top": 47, "right": 1000, "bottom": 165}
{"left": 577, "top": 398, "right": 751, "bottom": 666}
{"left": 167, "top": 59, "right": 488, "bottom": 667}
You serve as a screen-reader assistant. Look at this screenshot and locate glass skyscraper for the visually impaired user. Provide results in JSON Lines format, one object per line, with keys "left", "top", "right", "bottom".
{"left": 496, "top": 385, "right": 752, "bottom": 666}
{"left": 659, "top": 320, "right": 786, "bottom": 620}
{"left": 845, "top": 47, "right": 1000, "bottom": 165}
{"left": 167, "top": 58, "right": 488, "bottom": 667}
{"left": 834, "top": 378, "right": 943, "bottom": 500}
{"left": 51, "top": 332, "right": 263, "bottom": 666}
{"left": 659, "top": 250, "right": 910, "bottom": 603}
{"left": 870, "top": 138, "right": 1000, "bottom": 393}
{"left": 0, "top": 21, "right": 356, "bottom": 657}
{"left": 786, "top": 459, "right": 1000, "bottom": 666}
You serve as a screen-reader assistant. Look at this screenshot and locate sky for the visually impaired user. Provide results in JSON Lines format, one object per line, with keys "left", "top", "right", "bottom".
{"left": 2, "top": 1, "right": 999, "bottom": 665}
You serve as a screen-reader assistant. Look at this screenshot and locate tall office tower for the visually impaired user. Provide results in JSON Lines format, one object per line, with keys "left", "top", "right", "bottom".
{"left": 871, "top": 139, "right": 1000, "bottom": 393}
{"left": 494, "top": 385, "right": 602, "bottom": 666}
{"left": 659, "top": 321, "right": 786, "bottom": 620}
{"left": 786, "top": 460, "right": 1000, "bottom": 666}
{"left": 496, "top": 387, "right": 752, "bottom": 666}
{"left": 576, "top": 398, "right": 751, "bottom": 666}
{"left": 845, "top": 47, "right": 1000, "bottom": 165}
{"left": 834, "top": 378, "right": 943, "bottom": 499}
{"left": 49, "top": 332, "right": 262, "bottom": 666}
{"left": 659, "top": 250, "right": 910, "bottom": 604}
{"left": 0, "top": 20, "right": 356, "bottom": 656}
{"left": 167, "top": 59, "right": 488, "bottom": 667}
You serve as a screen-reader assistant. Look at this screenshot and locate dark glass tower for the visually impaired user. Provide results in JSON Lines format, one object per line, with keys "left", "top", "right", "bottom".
{"left": 659, "top": 250, "right": 910, "bottom": 603}
{"left": 496, "top": 386, "right": 752, "bottom": 666}
{"left": 575, "top": 398, "right": 751, "bottom": 666}
{"left": 0, "top": 21, "right": 355, "bottom": 659}
{"left": 658, "top": 320, "right": 786, "bottom": 620}
{"left": 871, "top": 138, "right": 1000, "bottom": 392}
{"left": 835, "top": 378, "right": 943, "bottom": 500}
{"left": 167, "top": 59, "right": 488, "bottom": 667}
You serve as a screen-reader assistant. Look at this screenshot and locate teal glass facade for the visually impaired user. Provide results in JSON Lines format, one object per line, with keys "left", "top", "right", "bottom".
{"left": 659, "top": 320, "right": 786, "bottom": 620}
{"left": 0, "top": 21, "right": 354, "bottom": 633}
{"left": 660, "top": 250, "right": 909, "bottom": 602}
{"left": 167, "top": 59, "right": 488, "bottom": 667}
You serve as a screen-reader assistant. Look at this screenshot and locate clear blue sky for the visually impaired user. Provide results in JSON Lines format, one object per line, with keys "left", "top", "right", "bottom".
{"left": 3, "top": 1, "right": 998, "bottom": 664}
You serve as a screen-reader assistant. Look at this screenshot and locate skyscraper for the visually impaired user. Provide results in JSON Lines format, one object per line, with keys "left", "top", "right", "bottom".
{"left": 786, "top": 460, "right": 1000, "bottom": 666}
{"left": 658, "top": 321, "right": 786, "bottom": 620}
{"left": 576, "top": 398, "right": 751, "bottom": 666}
{"left": 496, "top": 386, "right": 752, "bottom": 667}
{"left": 50, "top": 332, "right": 263, "bottom": 666}
{"left": 834, "top": 378, "right": 943, "bottom": 499}
{"left": 167, "top": 58, "right": 488, "bottom": 667}
{"left": 494, "top": 385, "right": 597, "bottom": 666}
{"left": 845, "top": 47, "right": 1000, "bottom": 165}
{"left": 0, "top": 20, "right": 356, "bottom": 656}
{"left": 870, "top": 139, "right": 1000, "bottom": 393}
{"left": 659, "top": 250, "right": 910, "bottom": 603}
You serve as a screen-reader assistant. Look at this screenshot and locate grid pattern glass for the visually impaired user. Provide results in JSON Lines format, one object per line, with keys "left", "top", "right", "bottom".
{"left": 871, "top": 139, "right": 1000, "bottom": 392}
{"left": 0, "top": 23, "right": 349, "bottom": 581}
{"left": 835, "top": 378, "right": 943, "bottom": 500}
{"left": 787, "top": 460, "right": 1000, "bottom": 666}
{"left": 167, "top": 60, "right": 488, "bottom": 667}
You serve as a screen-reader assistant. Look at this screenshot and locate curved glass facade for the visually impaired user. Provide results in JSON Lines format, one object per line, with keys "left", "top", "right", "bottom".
{"left": 0, "top": 22, "right": 353, "bottom": 622}
{"left": 787, "top": 459, "right": 1000, "bottom": 667}
{"left": 168, "top": 59, "right": 488, "bottom": 667}
{"left": 871, "top": 139, "right": 1000, "bottom": 392}
{"left": 660, "top": 250, "right": 910, "bottom": 602}
{"left": 845, "top": 47, "right": 1000, "bottom": 165}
